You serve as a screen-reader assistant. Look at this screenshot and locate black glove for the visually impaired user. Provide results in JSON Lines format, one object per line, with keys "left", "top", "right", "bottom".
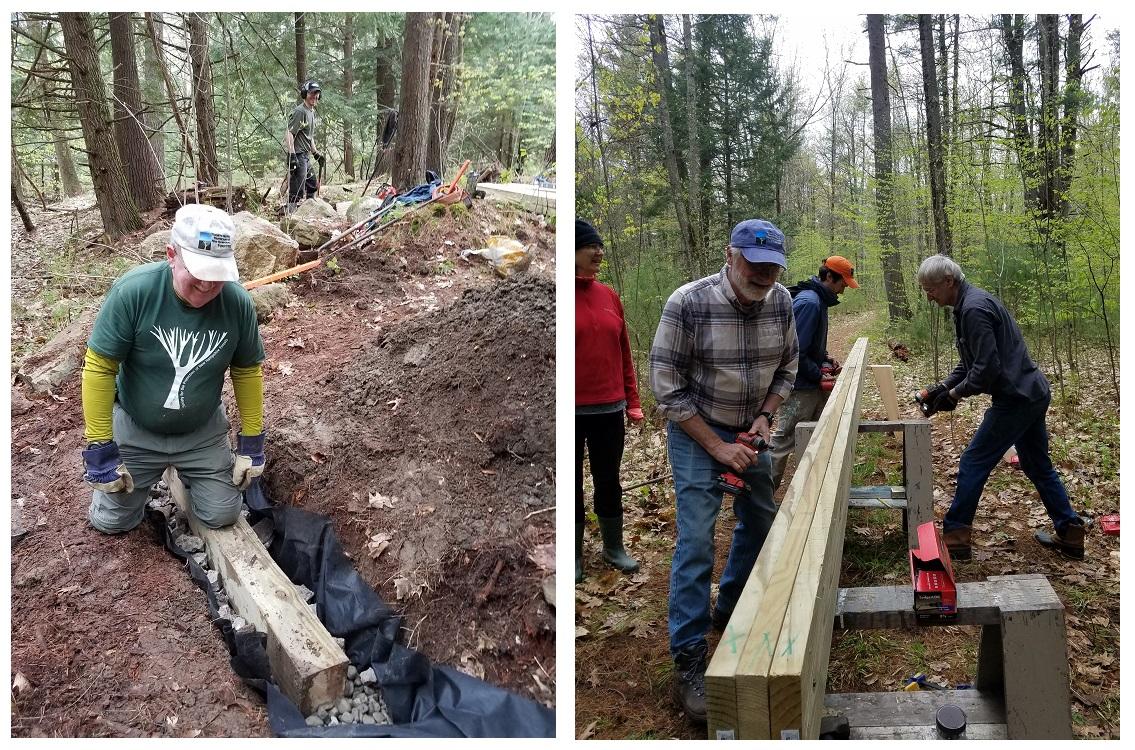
{"left": 314, "top": 152, "right": 326, "bottom": 169}
{"left": 922, "top": 382, "right": 947, "bottom": 403}
{"left": 288, "top": 153, "right": 301, "bottom": 171}
{"left": 932, "top": 389, "right": 959, "bottom": 412}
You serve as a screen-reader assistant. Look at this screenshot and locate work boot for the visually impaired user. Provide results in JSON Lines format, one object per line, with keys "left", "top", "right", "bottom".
{"left": 942, "top": 525, "right": 972, "bottom": 561}
{"left": 597, "top": 515, "right": 639, "bottom": 573}
{"left": 575, "top": 522, "right": 585, "bottom": 584}
{"left": 1035, "top": 519, "right": 1086, "bottom": 560}
{"left": 672, "top": 643, "right": 708, "bottom": 723}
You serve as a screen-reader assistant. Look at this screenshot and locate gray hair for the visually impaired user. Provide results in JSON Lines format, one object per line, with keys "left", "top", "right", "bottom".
{"left": 917, "top": 254, "right": 964, "bottom": 285}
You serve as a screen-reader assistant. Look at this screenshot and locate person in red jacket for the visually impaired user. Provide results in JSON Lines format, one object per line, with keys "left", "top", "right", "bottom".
{"left": 576, "top": 219, "right": 643, "bottom": 584}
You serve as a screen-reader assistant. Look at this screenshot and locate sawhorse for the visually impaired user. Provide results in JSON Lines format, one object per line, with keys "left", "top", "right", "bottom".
{"left": 824, "top": 573, "right": 1073, "bottom": 739}
{"left": 795, "top": 419, "right": 933, "bottom": 548}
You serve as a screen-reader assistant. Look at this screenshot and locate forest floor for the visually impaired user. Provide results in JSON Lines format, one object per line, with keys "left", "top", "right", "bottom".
{"left": 575, "top": 310, "right": 1119, "bottom": 740}
{"left": 9, "top": 191, "right": 556, "bottom": 737}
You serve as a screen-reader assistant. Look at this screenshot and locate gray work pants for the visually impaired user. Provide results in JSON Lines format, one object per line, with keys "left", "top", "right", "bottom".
{"left": 88, "top": 403, "right": 240, "bottom": 533}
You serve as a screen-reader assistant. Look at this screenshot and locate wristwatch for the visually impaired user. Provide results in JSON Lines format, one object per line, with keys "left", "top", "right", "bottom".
{"left": 757, "top": 411, "right": 775, "bottom": 425}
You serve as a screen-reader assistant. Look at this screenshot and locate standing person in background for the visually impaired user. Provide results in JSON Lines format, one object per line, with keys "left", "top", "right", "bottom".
{"left": 575, "top": 219, "right": 643, "bottom": 584}
{"left": 770, "top": 256, "right": 858, "bottom": 490}
{"left": 285, "top": 79, "right": 325, "bottom": 215}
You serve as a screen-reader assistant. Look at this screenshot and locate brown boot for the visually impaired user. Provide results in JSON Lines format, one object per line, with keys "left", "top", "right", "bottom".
{"left": 1035, "top": 520, "right": 1086, "bottom": 560}
{"left": 942, "top": 526, "right": 972, "bottom": 561}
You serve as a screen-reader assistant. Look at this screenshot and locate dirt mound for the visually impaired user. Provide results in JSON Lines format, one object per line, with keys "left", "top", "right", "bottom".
{"left": 343, "top": 274, "right": 555, "bottom": 469}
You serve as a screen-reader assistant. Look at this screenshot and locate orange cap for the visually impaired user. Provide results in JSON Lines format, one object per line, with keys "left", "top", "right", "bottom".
{"left": 824, "top": 256, "right": 859, "bottom": 288}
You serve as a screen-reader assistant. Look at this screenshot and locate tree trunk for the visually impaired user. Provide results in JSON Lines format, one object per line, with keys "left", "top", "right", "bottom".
{"left": 13, "top": 183, "right": 35, "bottom": 232}
{"left": 59, "top": 12, "right": 141, "bottom": 239}
{"left": 187, "top": 13, "right": 219, "bottom": 185}
{"left": 295, "top": 12, "right": 306, "bottom": 91}
{"left": 682, "top": 14, "right": 703, "bottom": 268}
{"left": 342, "top": 13, "right": 355, "bottom": 179}
{"left": 140, "top": 13, "right": 167, "bottom": 189}
{"left": 29, "top": 20, "right": 84, "bottom": 197}
{"left": 1059, "top": 15, "right": 1084, "bottom": 220}
{"left": 866, "top": 14, "right": 911, "bottom": 321}
{"left": 372, "top": 29, "right": 398, "bottom": 180}
{"left": 145, "top": 12, "right": 195, "bottom": 192}
{"left": 109, "top": 12, "right": 165, "bottom": 210}
{"left": 918, "top": 14, "right": 952, "bottom": 255}
{"left": 999, "top": 14, "right": 1041, "bottom": 211}
{"left": 647, "top": 14, "right": 695, "bottom": 278}
{"left": 426, "top": 13, "right": 464, "bottom": 174}
{"left": 390, "top": 12, "right": 434, "bottom": 192}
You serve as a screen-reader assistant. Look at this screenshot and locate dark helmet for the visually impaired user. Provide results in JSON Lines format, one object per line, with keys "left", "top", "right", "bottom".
{"left": 300, "top": 79, "right": 322, "bottom": 98}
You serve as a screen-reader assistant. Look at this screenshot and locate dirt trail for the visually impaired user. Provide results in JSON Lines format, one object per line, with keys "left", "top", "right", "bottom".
{"left": 11, "top": 197, "right": 557, "bottom": 736}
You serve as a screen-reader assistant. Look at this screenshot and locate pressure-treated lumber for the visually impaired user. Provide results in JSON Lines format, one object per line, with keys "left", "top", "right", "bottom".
{"left": 707, "top": 338, "right": 868, "bottom": 739}
{"left": 869, "top": 364, "right": 900, "bottom": 421}
{"left": 165, "top": 468, "right": 349, "bottom": 714}
{"left": 824, "top": 690, "right": 1008, "bottom": 739}
{"left": 766, "top": 339, "right": 866, "bottom": 738}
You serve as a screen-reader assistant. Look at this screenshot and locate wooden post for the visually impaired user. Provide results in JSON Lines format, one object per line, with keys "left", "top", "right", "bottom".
{"left": 165, "top": 468, "right": 349, "bottom": 714}
{"left": 902, "top": 421, "right": 934, "bottom": 548}
{"left": 869, "top": 364, "right": 900, "bottom": 421}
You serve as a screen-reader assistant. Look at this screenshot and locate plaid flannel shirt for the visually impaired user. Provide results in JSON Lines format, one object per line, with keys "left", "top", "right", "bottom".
{"left": 650, "top": 266, "right": 799, "bottom": 431}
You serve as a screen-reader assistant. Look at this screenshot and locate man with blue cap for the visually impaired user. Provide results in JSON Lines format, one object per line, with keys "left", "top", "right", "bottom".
{"left": 649, "top": 219, "right": 799, "bottom": 722}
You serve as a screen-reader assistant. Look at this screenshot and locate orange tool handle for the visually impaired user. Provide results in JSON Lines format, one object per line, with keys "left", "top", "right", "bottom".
{"left": 445, "top": 160, "right": 471, "bottom": 194}
{"left": 243, "top": 259, "right": 322, "bottom": 290}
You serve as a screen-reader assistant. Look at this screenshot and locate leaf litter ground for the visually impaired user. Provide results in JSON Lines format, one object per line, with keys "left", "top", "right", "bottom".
{"left": 10, "top": 196, "right": 556, "bottom": 736}
{"left": 574, "top": 310, "right": 1118, "bottom": 739}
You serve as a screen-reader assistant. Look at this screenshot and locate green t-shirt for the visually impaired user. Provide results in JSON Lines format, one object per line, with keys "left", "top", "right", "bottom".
{"left": 88, "top": 262, "right": 265, "bottom": 435}
{"left": 288, "top": 104, "right": 316, "bottom": 154}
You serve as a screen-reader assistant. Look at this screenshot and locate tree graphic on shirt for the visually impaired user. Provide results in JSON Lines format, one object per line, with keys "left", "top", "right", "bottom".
{"left": 150, "top": 325, "right": 229, "bottom": 409}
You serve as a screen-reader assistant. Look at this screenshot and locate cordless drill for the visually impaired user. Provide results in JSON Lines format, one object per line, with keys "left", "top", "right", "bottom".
{"left": 716, "top": 433, "right": 770, "bottom": 497}
{"left": 914, "top": 389, "right": 937, "bottom": 417}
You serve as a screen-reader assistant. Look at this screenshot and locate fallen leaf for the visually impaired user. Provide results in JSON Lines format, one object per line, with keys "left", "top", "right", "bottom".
{"left": 286, "top": 337, "right": 305, "bottom": 348}
{"left": 367, "top": 533, "right": 391, "bottom": 559}
{"left": 575, "top": 626, "right": 589, "bottom": 638}
{"left": 12, "top": 672, "right": 31, "bottom": 696}
{"left": 277, "top": 361, "right": 293, "bottom": 376}
{"left": 368, "top": 491, "right": 397, "bottom": 509}
{"left": 578, "top": 720, "right": 598, "bottom": 740}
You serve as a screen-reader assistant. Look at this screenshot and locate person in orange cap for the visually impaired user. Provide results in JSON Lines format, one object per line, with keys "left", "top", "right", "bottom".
{"left": 770, "top": 256, "right": 858, "bottom": 489}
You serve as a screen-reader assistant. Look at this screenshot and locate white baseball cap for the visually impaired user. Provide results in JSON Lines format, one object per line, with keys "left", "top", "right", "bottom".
{"left": 170, "top": 204, "right": 240, "bottom": 282}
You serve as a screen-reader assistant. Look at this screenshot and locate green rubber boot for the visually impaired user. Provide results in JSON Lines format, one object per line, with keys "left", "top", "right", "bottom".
{"left": 575, "top": 522, "right": 585, "bottom": 584}
{"left": 597, "top": 515, "right": 639, "bottom": 573}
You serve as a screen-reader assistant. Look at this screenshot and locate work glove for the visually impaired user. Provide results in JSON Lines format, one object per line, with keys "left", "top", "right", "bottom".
{"left": 232, "top": 433, "right": 266, "bottom": 490}
{"left": 82, "top": 441, "right": 135, "bottom": 494}
{"left": 921, "top": 382, "right": 947, "bottom": 404}
{"left": 288, "top": 153, "right": 301, "bottom": 172}
{"left": 932, "top": 389, "right": 959, "bottom": 413}
{"left": 314, "top": 151, "right": 326, "bottom": 169}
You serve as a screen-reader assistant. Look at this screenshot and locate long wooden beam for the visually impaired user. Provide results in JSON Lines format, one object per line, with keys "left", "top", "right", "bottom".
{"left": 165, "top": 468, "right": 349, "bottom": 714}
{"left": 767, "top": 338, "right": 867, "bottom": 738}
{"left": 707, "top": 338, "right": 868, "bottom": 738}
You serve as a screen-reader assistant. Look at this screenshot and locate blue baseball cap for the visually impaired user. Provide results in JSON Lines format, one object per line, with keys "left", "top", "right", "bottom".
{"left": 729, "top": 219, "right": 786, "bottom": 267}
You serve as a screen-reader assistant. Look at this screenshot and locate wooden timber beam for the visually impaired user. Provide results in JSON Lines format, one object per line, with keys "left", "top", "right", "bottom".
{"left": 707, "top": 337, "right": 868, "bottom": 739}
{"left": 165, "top": 468, "right": 349, "bottom": 714}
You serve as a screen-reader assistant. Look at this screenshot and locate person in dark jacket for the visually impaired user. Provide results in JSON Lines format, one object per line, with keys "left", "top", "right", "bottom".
{"left": 917, "top": 254, "right": 1087, "bottom": 560}
{"left": 770, "top": 256, "right": 858, "bottom": 489}
{"left": 576, "top": 219, "right": 643, "bottom": 584}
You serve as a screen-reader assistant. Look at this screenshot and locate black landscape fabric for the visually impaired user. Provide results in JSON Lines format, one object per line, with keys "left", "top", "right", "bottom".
{"left": 151, "top": 486, "right": 555, "bottom": 738}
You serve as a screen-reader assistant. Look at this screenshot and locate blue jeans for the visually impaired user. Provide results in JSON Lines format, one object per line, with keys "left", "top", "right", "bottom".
{"left": 945, "top": 394, "right": 1080, "bottom": 535}
{"left": 667, "top": 420, "right": 778, "bottom": 656}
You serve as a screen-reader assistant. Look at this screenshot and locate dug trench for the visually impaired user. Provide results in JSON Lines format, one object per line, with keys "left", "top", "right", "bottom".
{"left": 10, "top": 199, "right": 556, "bottom": 736}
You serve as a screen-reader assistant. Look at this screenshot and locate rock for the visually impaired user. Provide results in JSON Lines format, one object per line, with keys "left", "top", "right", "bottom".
{"left": 294, "top": 583, "right": 314, "bottom": 603}
{"left": 361, "top": 714, "right": 376, "bottom": 725}
{"left": 248, "top": 283, "right": 295, "bottom": 325}
{"left": 333, "top": 637, "right": 346, "bottom": 649}
{"left": 16, "top": 309, "right": 98, "bottom": 394}
{"left": 279, "top": 198, "right": 347, "bottom": 248}
{"left": 305, "top": 715, "right": 323, "bottom": 727}
{"left": 232, "top": 211, "right": 300, "bottom": 280}
{"left": 175, "top": 535, "right": 205, "bottom": 554}
{"left": 138, "top": 229, "right": 172, "bottom": 260}
{"left": 231, "top": 616, "right": 247, "bottom": 632}
{"left": 358, "top": 667, "right": 377, "bottom": 685}
{"left": 347, "top": 665, "right": 358, "bottom": 680}
{"left": 217, "top": 604, "right": 232, "bottom": 621}
{"left": 206, "top": 570, "right": 220, "bottom": 588}
{"left": 346, "top": 196, "right": 385, "bottom": 224}
{"left": 328, "top": 716, "right": 339, "bottom": 726}
{"left": 192, "top": 552, "right": 207, "bottom": 567}
{"left": 401, "top": 343, "right": 430, "bottom": 367}
{"left": 337, "top": 697, "right": 351, "bottom": 714}
{"left": 342, "top": 709, "right": 356, "bottom": 723}
{"left": 542, "top": 574, "right": 555, "bottom": 608}
{"left": 11, "top": 388, "right": 36, "bottom": 416}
